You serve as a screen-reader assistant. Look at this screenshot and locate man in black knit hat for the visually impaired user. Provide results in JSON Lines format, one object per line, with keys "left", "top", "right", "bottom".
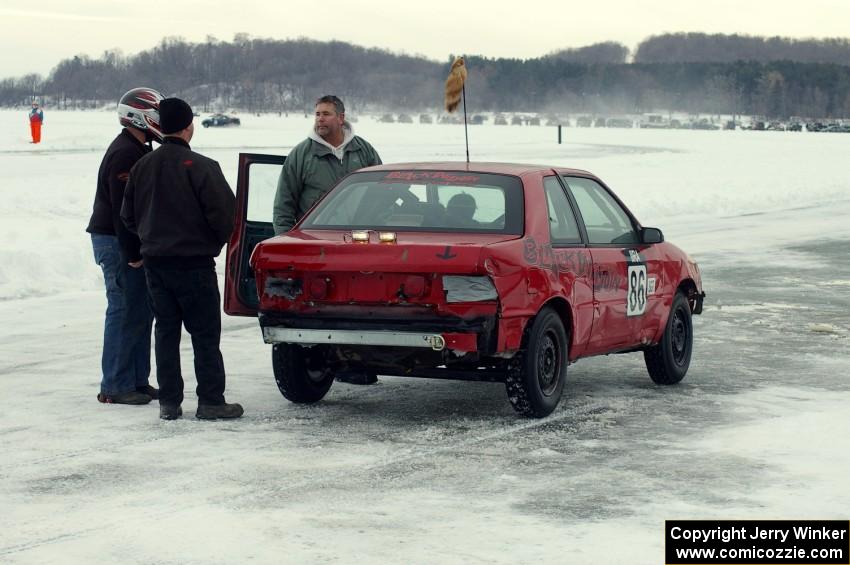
{"left": 121, "top": 97, "right": 243, "bottom": 421}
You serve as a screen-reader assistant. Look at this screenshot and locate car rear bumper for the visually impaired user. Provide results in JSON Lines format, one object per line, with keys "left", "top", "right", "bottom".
{"left": 258, "top": 311, "right": 494, "bottom": 353}
{"left": 262, "top": 327, "right": 480, "bottom": 352}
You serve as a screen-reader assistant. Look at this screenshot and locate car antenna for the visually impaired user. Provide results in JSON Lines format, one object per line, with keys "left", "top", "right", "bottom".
{"left": 444, "top": 56, "right": 470, "bottom": 163}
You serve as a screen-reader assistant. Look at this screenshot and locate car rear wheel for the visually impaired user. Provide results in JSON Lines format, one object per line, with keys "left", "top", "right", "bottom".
{"left": 505, "top": 307, "right": 568, "bottom": 418}
{"left": 272, "top": 343, "right": 334, "bottom": 403}
{"left": 644, "top": 291, "right": 693, "bottom": 384}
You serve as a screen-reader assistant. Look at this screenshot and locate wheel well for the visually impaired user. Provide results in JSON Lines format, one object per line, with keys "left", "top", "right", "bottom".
{"left": 542, "top": 297, "right": 573, "bottom": 350}
{"left": 677, "top": 278, "right": 699, "bottom": 313}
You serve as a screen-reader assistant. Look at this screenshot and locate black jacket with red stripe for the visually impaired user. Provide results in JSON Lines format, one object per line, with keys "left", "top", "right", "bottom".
{"left": 86, "top": 128, "right": 150, "bottom": 261}
{"left": 120, "top": 137, "right": 235, "bottom": 266}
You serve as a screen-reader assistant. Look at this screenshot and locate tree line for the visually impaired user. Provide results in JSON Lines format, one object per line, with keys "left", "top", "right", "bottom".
{"left": 635, "top": 33, "right": 850, "bottom": 65}
{"left": 2, "top": 34, "right": 850, "bottom": 118}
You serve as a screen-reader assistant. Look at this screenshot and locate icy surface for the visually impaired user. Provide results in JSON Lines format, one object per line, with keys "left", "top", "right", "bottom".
{"left": 1, "top": 110, "right": 849, "bottom": 564}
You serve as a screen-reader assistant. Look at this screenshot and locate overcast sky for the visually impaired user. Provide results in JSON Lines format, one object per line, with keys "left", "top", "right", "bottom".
{"left": 2, "top": 0, "right": 850, "bottom": 78}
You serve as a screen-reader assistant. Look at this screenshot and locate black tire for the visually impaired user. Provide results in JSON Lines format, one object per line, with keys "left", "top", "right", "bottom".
{"left": 202, "top": 122, "right": 210, "bottom": 128}
{"left": 505, "top": 307, "right": 568, "bottom": 418}
{"left": 272, "top": 343, "right": 334, "bottom": 403}
{"left": 644, "top": 291, "right": 693, "bottom": 384}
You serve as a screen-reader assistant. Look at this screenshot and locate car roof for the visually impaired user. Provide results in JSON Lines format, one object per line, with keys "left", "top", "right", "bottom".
{"left": 361, "top": 162, "right": 592, "bottom": 177}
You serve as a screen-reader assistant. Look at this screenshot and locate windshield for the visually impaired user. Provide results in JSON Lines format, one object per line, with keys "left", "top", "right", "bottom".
{"left": 301, "top": 170, "right": 524, "bottom": 234}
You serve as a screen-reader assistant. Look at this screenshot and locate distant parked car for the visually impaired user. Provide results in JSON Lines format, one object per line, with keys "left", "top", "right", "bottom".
{"left": 202, "top": 114, "right": 241, "bottom": 128}
{"left": 397, "top": 113, "right": 413, "bottom": 123}
{"left": 640, "top": 115, "right": 670, "bottom": 129}
{"left": 606, "top": 117, "right": 633, "bottom": 128}
{"left": 691, "top": 118, "right": 720, "bottom": 131}
{"left": 419, "top": 114, "right": 433, "bottom": 124}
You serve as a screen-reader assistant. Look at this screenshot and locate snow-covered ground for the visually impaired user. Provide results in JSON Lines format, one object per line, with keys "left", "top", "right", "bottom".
{"left": 1, "top": 109, "right": 848, "bottom": 564}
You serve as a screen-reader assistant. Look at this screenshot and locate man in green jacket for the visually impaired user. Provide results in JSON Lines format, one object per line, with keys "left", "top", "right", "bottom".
{"left": 273, "top": 95, "right": 382, "bottom": 385}
{"left": 272, "top": 95, "right": 381, "bottom": 234}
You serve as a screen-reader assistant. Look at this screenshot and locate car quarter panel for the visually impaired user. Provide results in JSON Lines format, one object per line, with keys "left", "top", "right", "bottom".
{"left": 484, "top": 172, "right": 595, "bottom": 359}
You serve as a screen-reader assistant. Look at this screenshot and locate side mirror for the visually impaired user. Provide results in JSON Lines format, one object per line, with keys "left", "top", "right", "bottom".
{"left": 641, "top": 227, "right": 664, "bottom": 244}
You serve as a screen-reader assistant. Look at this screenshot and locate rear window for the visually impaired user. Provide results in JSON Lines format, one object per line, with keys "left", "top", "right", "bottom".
{"left": 301, "top": 170, "right": 524, "bottom": 234}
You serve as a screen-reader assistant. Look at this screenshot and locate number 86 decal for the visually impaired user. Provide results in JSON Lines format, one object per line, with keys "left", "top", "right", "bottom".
{"left": 627, "top": 265, "right": 647, "bottom": 316}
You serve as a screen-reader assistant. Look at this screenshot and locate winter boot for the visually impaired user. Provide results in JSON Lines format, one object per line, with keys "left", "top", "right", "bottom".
{"left": 159, "top": 404, "right": 183, "bottom": 420}
{"left": 196, "top": 403, "right": 244, "bottom": 420}
{"left": 137, "top": 384, "right": 159, "bottom": 399}
{"left": 97, "top": 390, "right": 152, "bottom": 405}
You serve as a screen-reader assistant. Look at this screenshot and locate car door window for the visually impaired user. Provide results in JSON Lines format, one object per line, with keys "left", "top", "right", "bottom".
{"left": 563, "top": 176, "right": 638, "bottom": 245}
{"left": 246, "top": 162, "right": 283, "bottom": 223}
{"left": 543, "top": 176, "right": 582, "bottom": 244}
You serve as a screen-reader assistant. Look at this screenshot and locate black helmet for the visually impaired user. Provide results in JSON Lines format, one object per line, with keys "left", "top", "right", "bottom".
{"left": 117, "top": 87, "right": 164, "bottom": 141}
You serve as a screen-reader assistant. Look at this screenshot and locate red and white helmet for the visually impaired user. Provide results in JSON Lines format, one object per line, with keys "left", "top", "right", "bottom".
{"left": 117, "top": 87, "right": 164, "bottom": 141}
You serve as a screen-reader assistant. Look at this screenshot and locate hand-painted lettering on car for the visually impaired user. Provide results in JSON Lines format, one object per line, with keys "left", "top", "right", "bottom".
{"left": 523, "top": 237, "right": 591, "bottom": 277}
{"left": 383, "top": 171, "right": 481, "bottom": 184}
{"left": 593, "top": 270, "right": 624, "bottom": 292}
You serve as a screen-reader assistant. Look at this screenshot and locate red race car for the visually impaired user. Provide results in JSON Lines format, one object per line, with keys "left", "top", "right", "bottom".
{"left": 225, "top": 157, "right": 705, "bottom": 417}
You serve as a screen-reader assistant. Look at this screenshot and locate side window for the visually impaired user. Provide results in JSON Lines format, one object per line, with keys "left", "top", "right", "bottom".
{"left": 543, "top": 176, "right": 582, "bottom": 244}
{"left": 563, "top": 177, "right": 638, "bottom": 245}
{"left": 246, "top": 162, "right": 283, "bottom": 223}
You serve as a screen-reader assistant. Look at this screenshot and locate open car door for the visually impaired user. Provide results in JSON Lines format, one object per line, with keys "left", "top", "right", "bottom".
{"left": 224, "top": 153, "right": 285, "bottom": 316}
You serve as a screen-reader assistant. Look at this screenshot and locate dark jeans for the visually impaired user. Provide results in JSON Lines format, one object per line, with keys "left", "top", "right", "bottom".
{"left": 91, "top": 234, "right": 153, "bottom": 395}
{"left": 144, "top": 265, "right": 226, "bottom": 406}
